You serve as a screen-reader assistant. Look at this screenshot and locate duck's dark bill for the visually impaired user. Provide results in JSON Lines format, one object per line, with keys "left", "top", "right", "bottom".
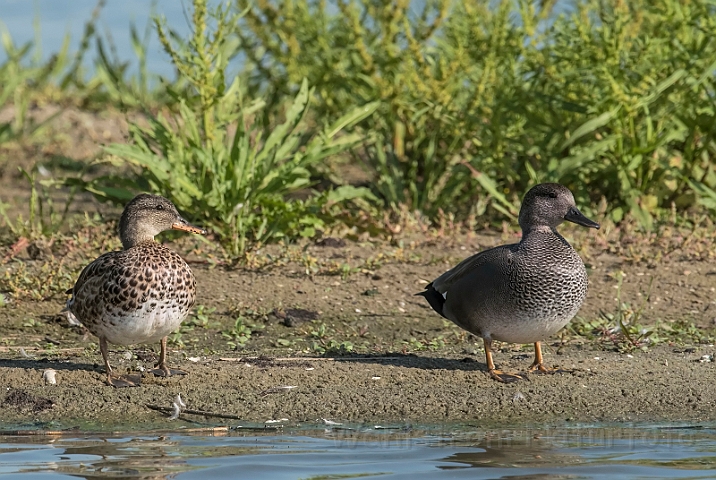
{"left": 172, "top": 223, "right": 207, "bottom": 235}
{"left": 564, "top": 206, "right": 600, "bottom": 229}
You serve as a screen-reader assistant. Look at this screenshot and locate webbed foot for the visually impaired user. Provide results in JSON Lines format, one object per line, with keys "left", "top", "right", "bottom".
{"left": 151, "top": 364, "right": 187, "bottom": 378}
{"left": 489, "top": 369, "right": 528, "bottom": 383}
{"left": 529, "top": 362, "right": 570, "bottom": 375}
{"left": 107, "top": 373, "right": 142, "bottom": 388}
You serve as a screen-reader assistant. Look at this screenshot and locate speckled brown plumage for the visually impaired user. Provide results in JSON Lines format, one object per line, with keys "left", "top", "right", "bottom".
{"left": 69, "top": 243, "right": 196, "bottom": 344}
{"left": 417, "top": 183, "right": 600, "bottom": 382}
{"left": 66, "top": 194, "right": 206, "bottom": 387}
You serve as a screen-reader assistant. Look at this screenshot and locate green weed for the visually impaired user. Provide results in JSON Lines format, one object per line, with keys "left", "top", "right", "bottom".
{"left": 0, "top": 257, "right": 74, "bottom": 301}
{"left": 309, "top": 340, "right": 354, "bottom": 355}
{"left": 185, "top": 305, "right": 218, "bottom": 330}
{"left": 569, "top": 270, "right": 711, "bottom": 350}
{"left": 222, "top": 316, "right": 263, "bottom": 349}
{"left": 402, "top": 335, "right": 447, "bottom": 352}
{"left": 274, "top": 338, "right": 295, "bottom": 348}
{"left": 234, "top": 0, "right": 716, "bottom": 227}
{"left": 1, "top": 164, "right": 82, "bottom": 238}
{"left": 3, "top": 0, "right": 716, "bottom": 244}
{"left": 80, "top": 0, "right": 378, "bottom": 255}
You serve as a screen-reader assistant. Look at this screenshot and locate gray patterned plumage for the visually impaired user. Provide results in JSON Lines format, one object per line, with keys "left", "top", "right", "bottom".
{"left": 417, "top": 183, "right": 599, "bottom": 382}
{"left": 67, "top": 194, "right": 206, "bottom": 387}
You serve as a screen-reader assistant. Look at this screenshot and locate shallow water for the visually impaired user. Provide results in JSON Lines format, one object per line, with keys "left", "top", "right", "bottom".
{"left": 2, "top": 423, "right": 716, "bottom": 479}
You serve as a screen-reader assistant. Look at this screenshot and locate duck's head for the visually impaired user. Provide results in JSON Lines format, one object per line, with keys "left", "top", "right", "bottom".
{"left": 119, "top": 194, "right": 206, "bottom": 249}
{"left": 518, "top": 183, "right": 600, "bottom": 232}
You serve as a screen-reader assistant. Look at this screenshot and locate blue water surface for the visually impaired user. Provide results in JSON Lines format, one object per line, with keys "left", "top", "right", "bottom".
{"left": 0, "top": 0, "right": 202, "bottom": 78}
{"left": 1, "top": 423, "right": 716, "bottom": 479}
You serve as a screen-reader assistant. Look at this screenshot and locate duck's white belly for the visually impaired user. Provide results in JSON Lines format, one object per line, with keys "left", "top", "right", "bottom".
{"left": 92, "top": 301, "right": 188, "bottom": 346}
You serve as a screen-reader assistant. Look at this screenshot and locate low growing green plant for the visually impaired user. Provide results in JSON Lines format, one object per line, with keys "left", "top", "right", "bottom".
{"left": 1, "top": 164, "right": 82, "bottom": 238}
{"left": 222, "top": 316, "right": 264, "bottom": 349}
{"left": 83, "top": 0, "right": 377, "bottom": 255}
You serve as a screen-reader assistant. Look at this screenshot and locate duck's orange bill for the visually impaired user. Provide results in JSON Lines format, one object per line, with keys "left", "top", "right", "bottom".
{"left": 172, "top": 223, "right": 207, "bottom": 235}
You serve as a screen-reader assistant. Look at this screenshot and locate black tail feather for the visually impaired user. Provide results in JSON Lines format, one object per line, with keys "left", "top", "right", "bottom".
{"left": 415, "top": 283, "right": 447, "bottom": 319}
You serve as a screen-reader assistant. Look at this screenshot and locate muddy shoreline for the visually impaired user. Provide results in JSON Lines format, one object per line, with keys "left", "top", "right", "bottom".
{"left": 0, "top": 343, "right": 715, "bottom": 430}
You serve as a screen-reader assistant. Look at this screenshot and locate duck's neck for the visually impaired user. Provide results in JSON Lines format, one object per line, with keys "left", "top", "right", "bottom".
{"left": 120, "top": 225, "right": 157, "bottom": 250}
{"left": 520, "top": 225, "right": 571, "bottom": 249}
{"left": 521, "top": 225, "right": 558, "bottom": 237}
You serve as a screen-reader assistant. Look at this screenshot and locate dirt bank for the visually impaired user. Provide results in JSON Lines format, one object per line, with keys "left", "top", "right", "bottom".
{"left": 0, "top": 234, "right": 715, "bottom": 430}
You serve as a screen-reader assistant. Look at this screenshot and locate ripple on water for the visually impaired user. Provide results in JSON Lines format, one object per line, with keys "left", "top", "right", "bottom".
{"left": 1, "top": 423, "right": 716, "bottom": 479}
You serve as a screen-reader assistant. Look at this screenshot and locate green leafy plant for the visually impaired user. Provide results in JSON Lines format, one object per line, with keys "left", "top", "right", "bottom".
{"left": 222, "top": 316, "right": 263, "bottom": 349}
{"left": 519, "top": 0, "right": 716, "bottom": 227}
{"left": 236, "top": 0, "right": 480, "bottom": 218}
{"left": 83, "top": 0, "right": 377, "bottom": 255}
{"left": 1, "top": 164, "right": 82, "bottom": 238}
{"left": 232, "top": 0, "right": 716, "bottom": 226}
{"left": 185, "top": 304, "right": 217, "bottom": 329}
{"left": 309, "top": 339, "right": 354, "bottom": 355}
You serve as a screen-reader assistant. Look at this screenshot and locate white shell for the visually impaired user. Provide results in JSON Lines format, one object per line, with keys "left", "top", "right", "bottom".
{"left": 42, "top": 369, "right": 57, "bottom": 385}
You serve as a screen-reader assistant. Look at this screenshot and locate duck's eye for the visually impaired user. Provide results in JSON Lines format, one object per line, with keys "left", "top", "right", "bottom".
{"left": 156, "top": 204, "right": 164, "bottom": 211}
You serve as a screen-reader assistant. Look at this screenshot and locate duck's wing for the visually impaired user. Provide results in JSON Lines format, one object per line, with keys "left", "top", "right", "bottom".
{"left": 431, "top": 243, "right": 517, "bottom": 294}
{"left": 68, "top": 251, "right": 121, "bottom": 297}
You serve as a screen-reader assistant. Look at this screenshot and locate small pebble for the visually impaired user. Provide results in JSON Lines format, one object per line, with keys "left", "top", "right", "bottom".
{"left": 42, "top": 369, "right": 57, "bottom": 385}
{"left": 513, "top": 391, "right": 526, "bottom": 402}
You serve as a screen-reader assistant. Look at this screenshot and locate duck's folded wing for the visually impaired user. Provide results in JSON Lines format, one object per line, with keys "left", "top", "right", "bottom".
{"left": 69, "top": 252, "right": 120, "bottom": 297}
{"left": 431, "top": 244, "right": 515, "bottom": 294}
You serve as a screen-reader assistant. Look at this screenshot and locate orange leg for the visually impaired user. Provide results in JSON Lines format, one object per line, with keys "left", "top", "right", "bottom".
{"left": 529, "top": 341, "right": 569, "bottom": 374}
{"left": 484, "top": 338, "right": 526, "bottom": 383}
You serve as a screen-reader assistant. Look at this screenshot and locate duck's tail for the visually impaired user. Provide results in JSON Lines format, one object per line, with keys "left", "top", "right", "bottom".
{"left": 415, "top": 283, "right": 448, "bottom": 319}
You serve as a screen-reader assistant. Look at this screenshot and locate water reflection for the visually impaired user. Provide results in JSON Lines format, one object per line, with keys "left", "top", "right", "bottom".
{"left": 1, "top": 424, "right": 716, "bottom": 479}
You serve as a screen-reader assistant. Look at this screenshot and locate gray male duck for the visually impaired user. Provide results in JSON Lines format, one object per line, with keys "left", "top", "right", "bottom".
{"left": 418, "top": 183, "right": 599, "bottom": 382}
{"left": 67, "top": 194, "right": 206, "bottom": 387}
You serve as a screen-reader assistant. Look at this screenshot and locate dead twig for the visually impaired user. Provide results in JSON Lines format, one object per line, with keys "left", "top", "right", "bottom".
{"left": 219, "top": 356, "right": 406, "bottom": 362}
{"left": 260, "top": 385, "right": 297, "bottom": 396}
{"left": 0, "top": 426, "right": 230, "bottom": 436}
{"left": 146, "top": 404, "right": 246, "bottom": 421}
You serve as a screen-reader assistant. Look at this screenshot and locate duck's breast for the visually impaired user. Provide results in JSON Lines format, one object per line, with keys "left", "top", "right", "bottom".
{"left": 68, "top": 244, "right": 196, "bottom": 345}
